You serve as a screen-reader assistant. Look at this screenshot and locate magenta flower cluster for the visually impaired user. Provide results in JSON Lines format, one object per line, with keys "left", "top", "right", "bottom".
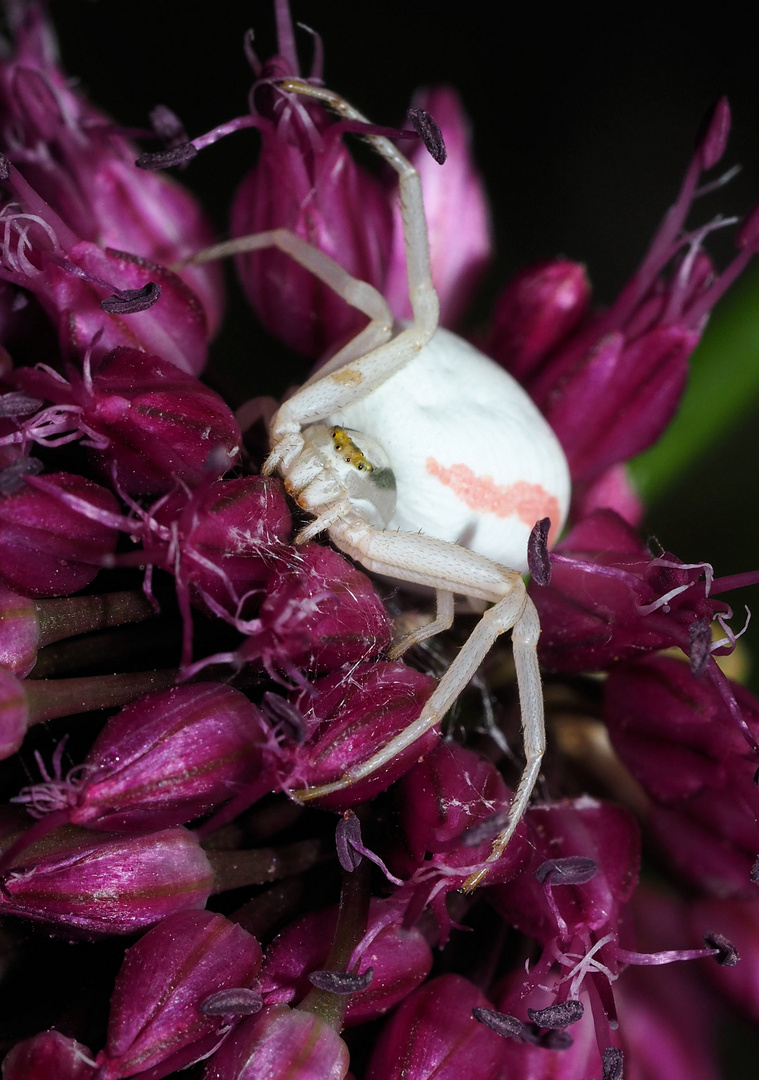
{"left": 0, "top": 3, "right": 758, "bottom": 1079}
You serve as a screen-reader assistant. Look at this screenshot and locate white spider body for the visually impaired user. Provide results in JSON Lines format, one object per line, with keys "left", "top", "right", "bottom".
{"left": 333, "top": 325, "right": 570, "bottom": 572}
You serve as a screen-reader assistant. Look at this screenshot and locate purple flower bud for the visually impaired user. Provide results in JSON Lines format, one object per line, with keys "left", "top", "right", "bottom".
{"left": 288, "top": 660, "right": 437, "bottom": 808}
{"left": 259, "top": 899, "right": 432, "bottom": 1024}
{"left": 490, "top": 798, "right": 640, "bottom": 945}
{"left": 1, "top": 1030, "right": 95, "bottom": 1080}
{"left": 0, "top": 3, "right": 224, "bottom": 333}
{"left": 366, "top": 974, "right": 505, "bottom": 1080}
{"left": 16, "top": 684, "right": 273, "bottom": 832}
{"left": 202, "top": 1004, "right": 350, "bottom": 1080}
{"left": 230, "top": 79, "right": 392, "bottom": 358}
{"left": 0, "top": 583, "right": 39, "bottom": 675}
{"left": 150, "top": 477, "right": 291, "bottom": 615}
{"left": 0, "top": 472, "right": 119, "bottom": 596}
{"left": 695, "top": 97, "right": 731, "bottom": 171}
{"left": 0, "top": 825, "right": 213, "bottom": 937}
{"left": 384, "top": 87, "right": 492, "bottom": 329}
{"left": 485, "top": 259, "right": 590, "bottom": 384}
{"left": 606, "top": 656, "right": 759, "bottom": 897}
{"left": 394, "top": 743, "right": 532, "bottom": 887}
{"left": 15, "top": 348, "right": 242, "bottom": 495}
{"left": 541, "top": 325, "right": 694, "bottom": 484}
{"left": 96, "top": 910, "right": 262, "bottom": 1080}
{"left": 242, "top": 544, "right": 392, "bottom": 680}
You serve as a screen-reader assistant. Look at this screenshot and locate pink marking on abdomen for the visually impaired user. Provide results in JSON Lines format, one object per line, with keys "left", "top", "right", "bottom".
{"left": 426, "top": 458, "right": 561, "bottom": 542}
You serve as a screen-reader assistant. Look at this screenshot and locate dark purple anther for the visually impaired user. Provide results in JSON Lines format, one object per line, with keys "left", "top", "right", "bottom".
{"left": 535, "top": 856, "right": 598, "bottom": 886}
{"left": 0, "top": 457, "right": 43, "bottom": 496}
{"left": 689, "top": 617, "right": 712, "bottom": 677}
{"left": 136, "top": 143, "right": 199, "bottom": 170}
{"left": 200, "top": 988, "right": 264, "bottom": 1017}
{"left": 335, "top": 811, "right": 364, "bottom": 872}
{"left": 308, "top": 967, "right": 374, "bottom": 994}
{"left": 695, "top": 97, "right": 731, "bottom": 170}
{"left": 100, "top": 282, "right": 161, "bottom": 314}
{"left": 528, "top": 517, "right": 552, "bottom": 586}
{"left": 527, "top": 999, "right": 584, "bottom": 1028}
{"left": 0, "top": 392, "right": 44, "bottom": 417}
{"left": 603, "top": 1046, "right": 624, "bottom": 1080}
{"left": 472, "top": 1008, "right": 537, "bottom": 1044}
{"left": 751, "top": 856, "right": 759, "bottom": 881}
{"left": 407, "top": 106, "right": 447, "bottom": 164}
{"left": 0, "top": 152, "right": 10, "bottom": 181}
{"left": 704, "top": 932, "right": 740, "bottom": 966}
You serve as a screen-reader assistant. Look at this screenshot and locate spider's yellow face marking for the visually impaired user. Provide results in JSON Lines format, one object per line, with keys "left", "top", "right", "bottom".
{"left": 331, "top": 426, "right": 374, "bottom": 473}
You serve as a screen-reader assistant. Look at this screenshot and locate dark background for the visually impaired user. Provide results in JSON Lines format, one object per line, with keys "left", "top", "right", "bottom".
{"left": 35, "top": 4, "right": 759, "bottom": 1074}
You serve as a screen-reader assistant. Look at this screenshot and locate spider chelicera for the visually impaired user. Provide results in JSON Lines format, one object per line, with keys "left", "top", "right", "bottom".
{"left": 190, "top": 80, "right": 571, "bottom": 889}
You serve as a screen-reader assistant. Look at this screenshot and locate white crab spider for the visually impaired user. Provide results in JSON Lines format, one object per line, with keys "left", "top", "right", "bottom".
{"left": 190, "top": 80, "right": 570, "bottom": 888}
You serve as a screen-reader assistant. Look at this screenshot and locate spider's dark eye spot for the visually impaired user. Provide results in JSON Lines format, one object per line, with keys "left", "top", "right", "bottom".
{"left": 357, "top": 464, "right": 364, "bottom": 470}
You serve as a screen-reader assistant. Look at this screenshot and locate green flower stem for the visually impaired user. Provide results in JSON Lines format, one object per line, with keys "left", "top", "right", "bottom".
{"left": 25, "top": 669, "right": 178, "bottom": 724}
{"left": 299, "top": 859, "right": 371, "bottom": 1029}
{"left": 207, "top": 837, "right": 332, "bottom": 891}
{"left": 36, "top": 591, "right": 155, "bottom": 648}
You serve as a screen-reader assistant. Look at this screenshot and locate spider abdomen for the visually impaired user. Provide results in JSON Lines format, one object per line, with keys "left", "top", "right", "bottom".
{"left": 332, "top": 327, "right": 570, "bottom": 571}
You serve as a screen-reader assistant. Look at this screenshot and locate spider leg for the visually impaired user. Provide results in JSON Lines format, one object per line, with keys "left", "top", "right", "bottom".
{"left": 389, "top": 589, "right": 455, "bottom": 658}
{"left": 182, "top": 227, "right": 395, "bottom": 375}
{"left": 293, "top": 523, "right": 545, "bottom": 888}
{"left": 264, "top": 81, "right": 439, "bottom": 440}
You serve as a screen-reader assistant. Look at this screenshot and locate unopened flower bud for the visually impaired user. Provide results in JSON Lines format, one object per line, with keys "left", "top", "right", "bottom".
{"left": 150, "top": 477, "right": 291, "bottom": 614}
{"left": 15, "top": 348, "right": 241, "bottom": 495}
{"left": 394, "top": 743, "right": 532, "bottom": 887}
{"left": 605, "top": 655, "right": 759, "bottom": 897}
{"left": 203, "top": 1004, "right": 350, "bottom": 1080}
{"left": 289, "top": 660, "right": 437, "bottom": 808}
{"left": 1, "top": 1030, "right": 95, "bottom": 1080}
{"left": 96, "top": 910, "right": 262, "bottom": 1079}
{"left": 243, "top": 544, "right": 391, "bottom": 679}
{"left": 486, "top": 259, "right": 590, "bottom": 383}
{"left": 542, "top": 324, "right": 695, "bottom": 484}
{"left": 0, "top": 472, "right": 119, "bottom": 596}
{"left": 366, "top": 974, "right": 505, "bottom": 1080}
{"left": 16, "top": 683, "right": 272, "bottom": 832}
{"left": 0, "top": 825, "right": 213, "bottom": 937}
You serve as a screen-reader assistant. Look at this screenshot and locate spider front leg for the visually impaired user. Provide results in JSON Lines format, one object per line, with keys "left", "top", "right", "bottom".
{"left": 294, "top": 523, "right": 546, "bottom": 890}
